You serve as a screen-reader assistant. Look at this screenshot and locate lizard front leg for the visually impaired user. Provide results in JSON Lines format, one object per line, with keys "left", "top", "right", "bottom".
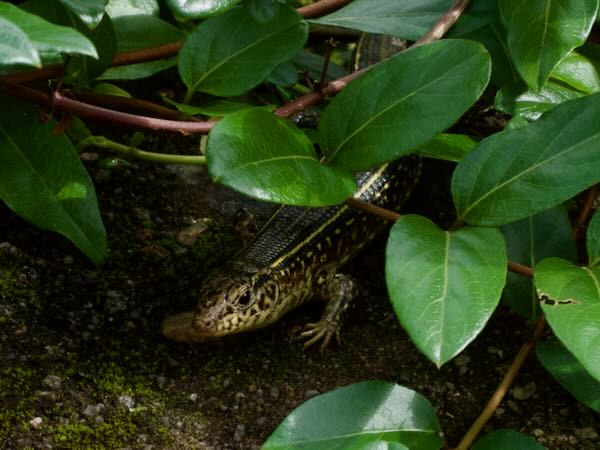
{"left": 300, "top": 273, "right": 358, "bottom": 351}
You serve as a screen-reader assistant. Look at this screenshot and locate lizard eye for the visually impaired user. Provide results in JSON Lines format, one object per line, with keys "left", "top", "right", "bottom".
{"left": 237, "top": 290, "right": 252, "bottom": 308}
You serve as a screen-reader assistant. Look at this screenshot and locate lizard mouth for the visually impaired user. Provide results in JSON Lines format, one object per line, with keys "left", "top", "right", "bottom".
{"left": 161, "top": 311, "right": 219, "bottom": 343}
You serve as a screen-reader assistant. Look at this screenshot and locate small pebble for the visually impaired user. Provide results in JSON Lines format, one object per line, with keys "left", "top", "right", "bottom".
{"left": 118, "top": 395, "right": 135, "bottom": 410}
{"left": 43, "top": 374, "right": 62, "bottom": 390}
{"left": 189, "top": 393, "right": 198, "bottom": 402}
{"left": 30, "top": 417, "right": 43, "bottom": 428}
{"left": 511, "top": 382, "right": 536, "bottom": 400}
{"left": 63, "top": 255, "right": 74, "bottom": 265}
{"left": 269, "top": 387, "right": 280, "bottom": 400}
{"left": 233, "top": 424, "right": 246, "bottom": 442}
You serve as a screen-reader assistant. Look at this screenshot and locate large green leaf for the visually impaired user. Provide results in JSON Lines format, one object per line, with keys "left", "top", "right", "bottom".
{"left": 0, "top": 96, "right": 106, "bottom": 264}
{"left": 105, "top": 0, "right": 159, "bottom": 17}
{"left": 499, "top": 0, "right": 598, "bottom": 91}
{"left": 178, "top": 4, "right": 307, "bottom": 98}
{"left": 167, "top": 0, "right": 239, "bottom": 19}
{"left": 243, "top": 0, "right": 279, "bottom": 23}
{"left": 537, "top": 340, "right": 600, "bottom": 412}
{"left": 263, "top": 381, "right": 443, "bottom": 450}
{"left": 495, "top": 80, "right": 585, "bottom": 120}
{"left": 385, "top": 215, "right": 507, "bottom": 366}
{"left": 552, "top": 50, "right": 600, "bottom": 94}
{"left": 413, "top": 133, "right": 476, "bottom": 162}
{"left": 535, "top": 257, "right": 600, "bottom": 382}
{"left": 21, "top": 0, "right": 114, "bottom": 83}
{"left": 501, "top": 206, "right": 576, "bottom": 319}
{"left": 58, "top": 0, "right": 108, "bottom": 28}
{"left": 587, "top": 210, "right": 600, "bottom": 268}
{"left": 1, "top": 2, "right": 97, "bottom": 61}
{"left": 453, "top": 93, "right": 600, "bottom": 226}
{"left": 472, "top": 429, "right": 546, "bottom": 450}
{"left": 449, "top": 0, "right": 519, "bottom": 87}
{"left": 310, "top": 0, "right": 452, "bottom": 41}
{"left": 0, "top": 16, "right": 40, "bottom": 71}
{"left": 111, "top": 14, "right": 183, "bottom": 52}
{"left": 98, "top": 13, "right": 182, "bottom": 80}
{"left": 318, "top": 39, "right": 490, "bottom": 171}
{"left": 207, "top": 109, "right": 355, "bottom": 206}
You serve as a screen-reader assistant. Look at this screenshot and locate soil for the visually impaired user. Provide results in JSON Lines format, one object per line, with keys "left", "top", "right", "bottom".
{"left": 0, "top": 139, "right": 599, "bottom": 449}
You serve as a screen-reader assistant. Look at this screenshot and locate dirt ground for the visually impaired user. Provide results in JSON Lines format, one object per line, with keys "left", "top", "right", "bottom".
{"left": 1, "top": 142, "right": 599, "bottom": 449}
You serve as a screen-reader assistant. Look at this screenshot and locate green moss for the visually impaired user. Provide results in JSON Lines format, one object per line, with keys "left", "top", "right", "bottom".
{"left": 0, "top": 366, "right": 38, "bottom": 443}
{"left": 0, "top": 260, "right": 41, "bottom": 314}
{"left": 91, "top": 361, "right": 155, "bottom": 399}
{"left": 53, "top": 411, "right": 139, "bottom": 449}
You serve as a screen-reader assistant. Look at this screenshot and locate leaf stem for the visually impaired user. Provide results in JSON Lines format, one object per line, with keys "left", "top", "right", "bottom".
{"left": 454, "top": 316, "right": 546, "bottom": 450}
{"left": 77, "top": 136, "right": 206, "bottom": 165}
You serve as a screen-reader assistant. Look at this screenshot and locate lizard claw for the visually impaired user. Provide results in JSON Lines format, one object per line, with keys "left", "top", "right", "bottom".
{"left": 299, "top": 320, "right": 340, "bottom": 352}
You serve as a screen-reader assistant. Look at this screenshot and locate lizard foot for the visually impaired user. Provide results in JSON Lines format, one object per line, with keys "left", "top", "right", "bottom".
{"left": 299, "top": 319, "right": 341, "bottom": 352}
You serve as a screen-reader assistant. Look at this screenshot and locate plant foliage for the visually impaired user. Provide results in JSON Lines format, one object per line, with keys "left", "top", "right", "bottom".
{"left": 1, "top": 0, "right": 600, "bottom": 447}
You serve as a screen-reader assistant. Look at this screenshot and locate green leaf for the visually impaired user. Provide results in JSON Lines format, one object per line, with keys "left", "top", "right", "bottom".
{"left": 178, "top": 5, "right": 308, "bottom": 98}
{"left": 587, "top": 210, "right": 600, "bottom": 267}
{"left": 243, "top": 0, "right": 279, "bottom": 23}
{"left": 162, "top": 97, "right": 264, "bottom": 117}
{"left": 501, "top": 206, "right": 576, "bottom": 319}
{"left": 167, "top": 0, "right": 239, "bottom": 19}
{"left": 1, "top": 2, "right": 97, "bottom": 60}
{"left": 97, "top": 57, "right": 177, "bottom": 80}
{"left": 495, "top": 80, "right": 585, "bottom": 120}
{"left": 309, "top": 0, "right": 453, "bottom": 41}
{"left": 537, "top": 340, "right": 600, "bottom": 412}
{"left": 472, "top": 429, "right": 546, "bottom": 450}
{"left": 66, "top": 11, "right": 116, "bottom": 83}
{"left": 93, "top": 82, "right": 131, "bottom": 97}
{"left": 385, "top": 215, "right": 507, "bottom": 366}
{"left": 0, "top": 96, "right": 106, "bottom": 264}
{"left": 207, "top": 109, "right": 355, "bottom": 206}
{"left": 263, "top": 381, "right": 443, "bottom": 450}
{"left": 453, "top": 93, "right": 600, "bottom": 226}
{"left": 111, "top": 14, "right": 183, "bottom": 52}
{"left": 319, "top": 39, "right": 490, "bottom": 171}
{"left": 413, "top": 133, "right": 476, "bottom": 162}
{"left": 267, "top": 61, "right": 298, "bottom": 87}
{"left": 105, "top": 0, "right": 159, "bottom": 17}
{"left": 0, "top": 16, "right": 41, "bottom": 71}
{"left": 535, "top": 257, "right": 600, "bottom": 382}
{"left": 552, "top": 50, "right": 600, "bottom": 94}
{"left": 499, "top": 0, "right": 598, "bottom": 91}
{"left": 362, "top": 442, "right": 410, "bottom": 450}
{"left": 449, "top": 0, "right": 519, "bottom": 87}
{"left": 58, "top": 0, "right": 108, "bottom": 28}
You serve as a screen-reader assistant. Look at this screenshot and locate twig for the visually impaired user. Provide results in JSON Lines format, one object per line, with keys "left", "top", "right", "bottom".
{"left": 574, "top": 183, "right": 599, "bottom": 239}
{"left": 297, "top": 0, "right": 352, "bottom": 19}
{"left": 414, "top": 0, "right": 471, "bottom": 47}
{"left": 72, "top": 90, "right": 192, "bottom": 121}
{"left": 507, "top": 261, "right": 534, "bottom": 279}
{"left": 454, "top": 316, "right": 546, "bottom": 450}
{"left": 52, "top": 91, "right": 212, "bottom": 134}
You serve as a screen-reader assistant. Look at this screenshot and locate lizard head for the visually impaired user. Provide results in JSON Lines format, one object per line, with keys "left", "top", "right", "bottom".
{"left": 161, "top": 266, "right": 280, "bottom": 343}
